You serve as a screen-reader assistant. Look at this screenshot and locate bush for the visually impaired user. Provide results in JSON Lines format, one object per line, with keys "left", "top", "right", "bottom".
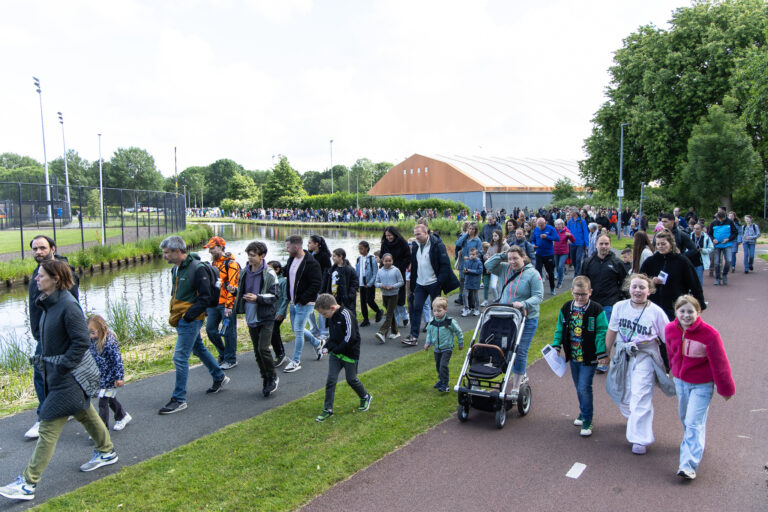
{"left": 548, "top": 187, "right": 675, "bottom": 218}
{"left": 300, "top": 193, "right": 468, "bottom": 213}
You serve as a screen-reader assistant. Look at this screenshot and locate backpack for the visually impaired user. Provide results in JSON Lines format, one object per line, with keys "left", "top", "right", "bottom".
{"left": 195, "top": 260, "right": 222, "bottom": 308}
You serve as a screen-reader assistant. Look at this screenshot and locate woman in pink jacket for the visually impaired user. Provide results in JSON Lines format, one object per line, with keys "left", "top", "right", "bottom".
{"left": 665, "top": 295, "right": 735, "bottom": 480}
{"left": 553, "top": 219, "right": 575, "bottom": 289}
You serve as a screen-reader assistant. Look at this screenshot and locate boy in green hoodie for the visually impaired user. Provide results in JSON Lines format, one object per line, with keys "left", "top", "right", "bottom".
{"left": 423, "top": 297, "right": 463, "bottom": 392}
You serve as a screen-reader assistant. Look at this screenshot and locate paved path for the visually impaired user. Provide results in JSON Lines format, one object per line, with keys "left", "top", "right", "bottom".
{"left": 303, "top": 259, "right": 768, "bottom": 512}
{"left": 0, "top": 268, "right": 575, "bottom": 511}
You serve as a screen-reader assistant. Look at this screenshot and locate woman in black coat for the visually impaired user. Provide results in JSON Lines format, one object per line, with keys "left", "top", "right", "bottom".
{"left": 308, "top": 235, "right": 332, "bottom": 338}
{"left": 380, "top": 226, "right": 411, "bottom": 325}
{"left": 0, "top": 260, "right": 118, "bottom": 502}
{"left": 640, "top": 229, "right": 706, "bottom": 320}
{"left": 320, "top": 248, "right": 359, "bottom": 312}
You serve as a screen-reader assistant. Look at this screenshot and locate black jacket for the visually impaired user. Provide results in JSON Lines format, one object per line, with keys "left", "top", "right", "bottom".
{"left": 285, "top": 251, "right": 322, "bottom": 305}
{"left": 326, "top": 307, "right": 361, "bottom": 361}
{"left": 313, "top": 250, "right": 332, "bottom": 275}
{"left": 29, "top": 254, "right": 80, "bottom": 341}
{"left": 410, "top": 234, "right": 460, "bottom": 295}
{"left": 640, "top": 251, "right": 706, "bottom": 320}
{"left": 580, "top": 252, "right": 628, "bottom": 307}
{"left": 320, "top": 263, "right": 359, "bottom": 311}
{"left": 555, "top": 299, "right": 607, "bottom": 363}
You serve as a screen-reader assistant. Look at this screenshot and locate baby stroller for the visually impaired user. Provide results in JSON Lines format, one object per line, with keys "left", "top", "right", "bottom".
{"left": 454, "top": 304, "right": 531, "bottom": 429}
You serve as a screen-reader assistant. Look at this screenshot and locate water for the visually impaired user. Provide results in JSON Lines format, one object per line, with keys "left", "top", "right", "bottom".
{"left": 0, "top": 223, "right": 455, "bottom": 354}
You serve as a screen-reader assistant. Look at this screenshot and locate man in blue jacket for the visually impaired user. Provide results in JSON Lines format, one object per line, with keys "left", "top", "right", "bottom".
{"left": 567, "top": 209, "right": 589, "bottom": 277}
{"left": 532, "top": 217, "right": 560, "bottom": 295}
{"left": 403, "top": 224, "right": 460, "bottom": 346}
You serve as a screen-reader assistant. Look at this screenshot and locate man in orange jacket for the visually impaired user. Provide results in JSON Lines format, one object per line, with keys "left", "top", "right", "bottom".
{"left": 203, "top": 237, "right": 242, "bottom": 369}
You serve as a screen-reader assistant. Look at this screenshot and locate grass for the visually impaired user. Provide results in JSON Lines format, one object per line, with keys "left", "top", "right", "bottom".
{"left": 0, "top": 332, "right": 34, "bottom": 411}
{"left": 0, "top": 228, "right": 121, "bottom": 255}
{"left": 35, "top": 292, "right": 572, "bottom": 511}
{"left": 760, "top": 254, "right": 768, "bottom": 263}
{"left": 106, "top": 299, "right": 171, "bottom": 348}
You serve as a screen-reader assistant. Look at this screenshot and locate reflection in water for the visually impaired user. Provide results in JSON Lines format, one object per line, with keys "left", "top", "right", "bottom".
{"left": 0, "top": 222, "right": 456, "bottom": 354}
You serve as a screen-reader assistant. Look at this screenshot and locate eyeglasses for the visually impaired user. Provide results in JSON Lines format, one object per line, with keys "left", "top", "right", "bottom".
{"left": 572, "top": 292, "right": 589, "bottom": 297}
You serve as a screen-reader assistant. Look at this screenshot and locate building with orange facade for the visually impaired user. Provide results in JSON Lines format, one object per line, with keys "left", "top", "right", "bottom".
{"left": 368, "top": 153, "right": 581, "bottom": 211}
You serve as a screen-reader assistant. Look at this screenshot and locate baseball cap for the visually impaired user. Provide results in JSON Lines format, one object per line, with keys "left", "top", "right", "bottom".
{"left": 203, "top": 236, "right": 226, "bottom": 248}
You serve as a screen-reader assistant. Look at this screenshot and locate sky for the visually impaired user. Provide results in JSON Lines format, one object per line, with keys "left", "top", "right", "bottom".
{"left": 0, "top": 0, "right": 684, "bottom": 178}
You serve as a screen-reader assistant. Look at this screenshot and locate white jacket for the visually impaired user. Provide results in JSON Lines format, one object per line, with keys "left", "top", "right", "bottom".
{"left": 691, "top": 231, "right": 714, "bottom": 270}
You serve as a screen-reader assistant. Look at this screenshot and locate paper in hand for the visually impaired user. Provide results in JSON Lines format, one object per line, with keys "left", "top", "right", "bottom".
{"left": 541, "top": 344, "right": 567, "bottom": 377}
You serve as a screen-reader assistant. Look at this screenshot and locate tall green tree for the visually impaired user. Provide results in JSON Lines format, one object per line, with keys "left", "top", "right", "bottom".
{"left": 205, "top": 159, "right": 243, "bottom": 207}
{"left": 682, "top": 105, "right": 760, "bottom": 212}
{"left": 581, "top": 0, "right": 768, "bottom": 199}
{"left": 107, "top": 147, "right": 164, "bottom": 191}
{"left": 50, "top": 150, "right": 94, "bottom": 187}
{"left": 263, "top": 156, "right": 306, "bottom": 207}
{"left": 0, "top": 153, "right": 41, "bottom": 170}
{"left": 227, "top": 172, "right": 259, "bottom": 200}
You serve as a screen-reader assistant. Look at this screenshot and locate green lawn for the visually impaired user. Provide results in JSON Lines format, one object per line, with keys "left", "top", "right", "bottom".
{"left": 0, "top": 228, "right": 121, "bottom": 255}
{"left": 38, "top": 293, "right": 572, "bottom": 511}
{"left": 759, "top": 254, "right": 768, "bottom": 263}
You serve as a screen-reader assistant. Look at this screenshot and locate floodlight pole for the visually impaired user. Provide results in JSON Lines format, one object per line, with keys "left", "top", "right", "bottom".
{"left": 33, "top": 77, "right": 52, "bottom": 221}
{"left": 617, "top": 122, "right": 630, "bottom": 239}
{"left": 98, "top": 133, "right": 105, "bottom": 244}
{"left": 57, "top": 112, "right": 72, "bottom": 220}
{"left": 330, "top": 139, "right": 334, "bottom": 194}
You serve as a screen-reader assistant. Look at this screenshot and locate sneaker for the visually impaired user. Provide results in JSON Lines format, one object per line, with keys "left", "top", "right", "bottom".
{"left": 360, "top": 320, "right": 370, "bottom": 327}
{"left": 677, "top": 469, "right": 696, "bottom": 480}
{"left": 714, "top": 280, "right": 721, "bottom": 286}
{"left": 80, "top": 450, "right": 119, "bottom": 472}
{"left": 220, "top": 361, "right": 238, "bottom": 370}
{"left": 375, "top": 310, "right": 383, "bottom": 323}
{"left": 632, "top": 443, "right": 646, "bottom": 455}
{"left": 375, "top": 332, "right": 386, "bottom": 344}
{"left": 433, "top": 381, "right": 442, "bottom": 389}
{"left": 473, "top": 309, "right": 480, "bottom": 316}
{"left": 263, "top": 377, "right": 279, "bottom": 397}
{"left": 580, "top": 421, "right": 593, "bottom": 436}
{"left": 596, "top": 364, "right": 608, "bottom": 374}
{"left": 480, "top": 300, "right": 488, "bottom": 307}
{"left": 387, "top": 332, "right": 401, "bottom": 340}
{"left": 283, "top": 360, "right": 302, "bottom": 373}
{"left": 24, "top": 421, "right": 40, "bottom": 439}
{"left": 402, "top": 318, "right": 409, "bottom": 327}
{"left": 573, "top": 415, "right": 584, "bottom": 426}
{"left": 113, "top": 413, "right": 132, "bottom": 431}
{"left": 402, "top": 336, "right": 418, "bottom": 346}
{"left": 206, "top": 375, "right": 230, "bottom": 394}
{"left": 421, "top": 325, "right": 427, "bottom": 333}
{"left": 315, "top": 338, "right": 326, "bottom": 360}
{"left": 722, "top": 276, "right": 728, "bottom": 285}
{"left": 437, "top": 386, "right": 449, "bottom": 393}
{"left": 0, "top": 476, "right": 36, "bottom": 501}
{"left": 461, "top": 308, "right": 470, "bottom": 317}
{"left": 274, "top": 354, "right": 289, "bottom": 367}
{"left": 315, "top": 409, "right": 333, "bottom": 422}
{"left": 358, "top": 394, "right": 373, "bottom": 411}
{"left": 158, "top": 398, "right": 187, "bottom": 415}
{"left": 454, "top": 298, "right": 463, "bottom": 305}
{"left": 557, "top": 281, "right": 563, "bottom": 289}
{"left": 550, "top": 288, "right": 556, "bottom": 296}
{"left": 745, "top": 270, "right": 749, "bottom": 274}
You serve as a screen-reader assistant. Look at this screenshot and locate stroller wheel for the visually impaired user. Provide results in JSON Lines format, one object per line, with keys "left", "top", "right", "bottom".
{"left": 457, "top": 404, "right": 469, "bottom": 423}
{"left": 517, "top": 383, "right": 531, "bottom": 416}
{"left": 494, "top": 407, "right": 506, "bottom": 429}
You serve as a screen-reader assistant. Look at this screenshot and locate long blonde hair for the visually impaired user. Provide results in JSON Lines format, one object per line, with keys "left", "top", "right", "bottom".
{"left": 87, "top": 314, "right": 109, "bottom": 353}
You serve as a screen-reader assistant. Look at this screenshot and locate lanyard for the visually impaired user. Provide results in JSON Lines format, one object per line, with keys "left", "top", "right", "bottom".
{"left": 621, "top": 302, "right": 649, "bottom": 344}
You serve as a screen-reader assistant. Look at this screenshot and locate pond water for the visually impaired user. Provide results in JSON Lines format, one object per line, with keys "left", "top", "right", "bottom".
{"left": 0, "top": 223, "right": 457, "bottom": 354}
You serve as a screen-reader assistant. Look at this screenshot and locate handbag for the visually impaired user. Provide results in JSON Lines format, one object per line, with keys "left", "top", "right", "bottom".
{"left": 44, "top": 350, "right": 102, "bottom": 398}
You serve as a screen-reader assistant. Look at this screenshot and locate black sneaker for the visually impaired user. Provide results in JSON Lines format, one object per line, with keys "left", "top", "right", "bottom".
{"left": 402, "top": 336, "right": 418, "bottom": 346}
{"left": 206, "top": 375, "right": 230, "bottom": 394}
{"left": 263, "top": 376, "right": 279, "bottom": 397}
{"left": 159, "top": 398, "right": 187, "bottom": 415}
{"left": 358, "top": 394, "right": 372, "bottom": 411}
{"left": 360, "top": 320, "right": 370, "bottom": 327}
{"left": 375, "top": 310, "right": 383, "bottom": 323}
{"left": 403, "top": 318, "right": 409, "bottom": 326}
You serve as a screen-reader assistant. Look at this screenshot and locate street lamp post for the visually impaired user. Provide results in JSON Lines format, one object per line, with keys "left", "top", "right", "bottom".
{"left": 57, "top": 112, "right": 72, "bottom": 221}
{"left": 639, "top": 181, "right": 645, "bottom": 223}
{"left": 617, "top": 122, "right": 630, "bottom": 240}
{"left": 330, "top": 139, "right": 334, "bottom": 194}
{"left": 260, "top": 185, "right": 263, "bottom": 210}
{"left": 33, "top": 77, "right": 52, "bottom": 221}
{"left": 98, "top": 133, "right": 105, "bottom": 244}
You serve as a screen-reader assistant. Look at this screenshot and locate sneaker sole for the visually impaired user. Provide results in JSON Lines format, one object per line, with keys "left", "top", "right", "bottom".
{"left": 159, "top": 402, "right": 188, "bottom": 415}
{"left": 283, "top": 366, "right": 301, "bottom": 373}
{"left": 207, "top": 376, "right": 231, "bottom": 394}
{"left": 81, "top": 455, "right": 119, "bottom": 472}
{"left": 0, "top": 490, "right": 35, "bottom": 501}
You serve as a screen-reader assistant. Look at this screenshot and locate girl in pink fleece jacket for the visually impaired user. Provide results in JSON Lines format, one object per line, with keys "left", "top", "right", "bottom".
{"left": 665, "top": 295, "right": 735, "bottom": 480}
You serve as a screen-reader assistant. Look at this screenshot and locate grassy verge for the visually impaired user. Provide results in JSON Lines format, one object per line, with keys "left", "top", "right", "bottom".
{"left": 0, "top": 224, "right": 212, "bottom": 281}
{"left": 759, "top": 254, "right": 768, "bottom": 263}
{"left": 36, "top": 292, "right": 571, "bottom": 511}
{"left": 0, "top": 228, "right": 122, "bottom": 255}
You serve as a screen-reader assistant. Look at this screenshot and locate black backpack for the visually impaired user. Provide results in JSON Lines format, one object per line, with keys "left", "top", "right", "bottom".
{"left": 195, "top": 260, "right": 222, "bottom": 308}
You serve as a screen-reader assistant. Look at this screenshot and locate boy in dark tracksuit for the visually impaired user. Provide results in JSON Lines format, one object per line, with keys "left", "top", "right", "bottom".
{"left": 314, "top": 294, "right": 372, "bottom": 422}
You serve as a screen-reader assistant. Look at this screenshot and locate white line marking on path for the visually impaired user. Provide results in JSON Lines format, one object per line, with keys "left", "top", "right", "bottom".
{"left": 749, "top": 408, "right": 767, "bottom": 413}
{"left": 566, "top": 462, "right": 587, "bottom": 479}
{"left": 737, "top": 435, "right": 752, "bottom": 439}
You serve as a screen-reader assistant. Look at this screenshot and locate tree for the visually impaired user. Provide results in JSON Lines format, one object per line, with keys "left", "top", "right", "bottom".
{"left": 552, "top": 178, "right": 575, "bottom": 202}
{"left": 49, "top": 150, "right": 93, "bottom": 187}
{"left": 682, "top": 105, "right": 760, "bottom": 212}
{"left": 302, "top": 170, "right": 327, "bottom": 196}
{"left": 263, "top": 156, "right": 306, "bottom": 207}
{"left": 227, "top": 172, "right": 259, "bottom": 200}
{"left": 0, "top": 153, "right": 41, "bottom": 169}
{"left": 581, "top": 0, "right": 768, "bottom": 199}
{"left": 205, "top": 159, "right": 243, "bottom": 207}
{"left": 108, "top": 147, "right": 164, "bottom": 191}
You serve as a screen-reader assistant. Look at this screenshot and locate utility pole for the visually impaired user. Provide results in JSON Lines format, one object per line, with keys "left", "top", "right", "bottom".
{"left": 330, "top": 139, "right": 334, "bottom": 194}
{"left": 617, "top": 122, "right": 630, "bottom": 239}
{"left": 57, "top": 112, "right": 72, "bottom": 220}
{"left": 98, "top": 133, "right": 105, "bottom": 244}
{"left": 33, "top": 77, "right": 52, "bottom": 221}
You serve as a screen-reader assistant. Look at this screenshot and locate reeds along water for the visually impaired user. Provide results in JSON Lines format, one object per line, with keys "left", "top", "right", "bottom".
{"left": 106, "top": 298, "right": 171, "bottom": 348}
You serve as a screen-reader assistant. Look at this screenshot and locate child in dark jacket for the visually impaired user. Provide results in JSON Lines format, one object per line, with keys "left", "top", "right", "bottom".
{"left": 320, "top": 248, "right": 359, "bottom": 312}
{"left": 267, "top": 261, "right": 288, "bottom": 367}
{"left": 551, "top": 276, "right": 608, "bottom": 437}
{"left": 314, "top": 294, "right": 372, "bottom": 422}
{"left": 424, "top": 297, "right": 463, "bottom": 392}
{"left": 87, "top": 315, "right": 131, "bottom": 431}
{"left": 462, "top": 247, "right": 483, "bottom": 316}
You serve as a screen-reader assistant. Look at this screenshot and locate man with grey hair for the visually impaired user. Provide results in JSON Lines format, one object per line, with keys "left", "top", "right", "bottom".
{"left": 158, "top": 236, "right": 228, "bottom": 414}
{"left": 480, "top": 214, "right": 500, "bottom": 242}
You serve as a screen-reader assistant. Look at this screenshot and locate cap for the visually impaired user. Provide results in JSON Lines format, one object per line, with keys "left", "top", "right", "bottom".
{"left": 203, "top": 236, "right": 226, "bottom": 248}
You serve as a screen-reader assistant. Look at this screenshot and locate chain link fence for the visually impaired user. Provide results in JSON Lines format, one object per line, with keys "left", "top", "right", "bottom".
{"left": 0, "top": 181, "right": 186, "bottom": 261}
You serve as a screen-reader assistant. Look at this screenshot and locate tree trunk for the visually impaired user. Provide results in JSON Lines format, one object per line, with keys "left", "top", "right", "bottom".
{"left": 719, "top": 194, "right": 734, "bottom": 213}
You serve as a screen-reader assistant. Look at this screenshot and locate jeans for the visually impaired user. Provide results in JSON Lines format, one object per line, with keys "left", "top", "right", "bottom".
{"left": 713, "top": 247, "right": 730, "bottom": 280}
{"left": 569, "top": 245, "right": 585, "bottom": 276}
{"left": 360, "top": 286, "right": 381, "bottom": 321}
{"left": 434, "top": 350, "right": 453, "bottom": 388}
{"left": 535, "top": 254, "right": 556, "bottom": 291}
{"left": 569, "top": 360, "right": 597, "bottom": 424}
{"left": 410, "top": 282, "right": 441, "bottom": 339}
{"left": 482, "top": 273, "right": 492, "bottom": 301}
{"left": 172, "top": 318, "right": 224, "bottom": 401}
{"left": 554, "top": 254, "right": 567, "bottom": 286}
{"left": 249, "top": 323, "right": 275, "bottom": 380}
{"left": 290, "top": 303, "right": 319, "bottom": 363}
{"left": 730, "top": 242, "right": 739, "bottom": 269}
{"left": 394, "top": 305, "right": 409, "bottom": 325}
{"left": 743, "top": 242, "right": 756, "bottom": 270}
{"left": 205, "top": 305, "right": 238, "bottom": 364}
{"left": 308, "top": 311, "right": 328, "bottom": 338}
{"left": 674, "top": 378, "right": 714, "bottom": 473}
{"left": 323, "top": 355, "right": 368, "bottom": 411}
{"left": 24, "top": 403, "right": 113, "bottom": 484}
{"left": 98, "top": 395, "right": 126, "bottom": 429}
{"left": 694, "top": 265, "right": 704, "bottom": 285}
{"left": 602, "top": 305, "right": 613, "bottom": 323}
{"left": 512, "top": 317, "right": 538, "bottom": 374}
{"left": 33, "top": 341, "right": 45, "bottom": 418}
{"left": 463, "top": 288, "right": 479, "bottom": 310}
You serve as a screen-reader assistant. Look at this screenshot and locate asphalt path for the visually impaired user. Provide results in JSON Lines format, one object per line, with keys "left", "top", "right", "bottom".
{"left": 303, "top": 257, "right": 768, "bottom": 512}
{"left": 0, "top": 270, "right": 574, "bottom": 510}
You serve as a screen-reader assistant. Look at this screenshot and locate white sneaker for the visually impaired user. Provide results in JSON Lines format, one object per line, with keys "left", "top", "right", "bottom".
{"left": 113, "top": 413, "right": 132, "bottom": 431}
{"left": 315, "top": 338, "right": 326, "bottom": 360}
{"left": 473, "top": 309, "right": 480, "bottom": 316}
{"left": 388, "top": 333, "right": 401, "bottom": 340}
{"left": 480, "top": 300, "right": 488, "bottom": 307}
{"left": 461, "top": 308, "right": 470, "bottom": 317}
{"left": 375, "top": 332, "right": 386, "bottom": 344}
{"left": 0, "top": 476, "right": 35, "bottom": 501}
{"left": 283, "top": 360, "right": 301, "bottom": 373}
{"left": 24, "top": 421, "right": 40, "bottom": 439}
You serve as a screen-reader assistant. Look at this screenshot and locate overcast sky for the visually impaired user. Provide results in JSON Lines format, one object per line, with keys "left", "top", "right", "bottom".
{"left": 1, "top": 0, "right": 683, "bottom": 178}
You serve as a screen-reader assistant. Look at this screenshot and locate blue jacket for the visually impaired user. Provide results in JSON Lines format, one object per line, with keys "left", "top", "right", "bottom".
{"left": 356, "top": 253, "right": 378, "bottom": 287}
{"left": 510, "top": 237, "right": 535, "bottom": 261}
{"left": 89, "top": 331, "right": 124, "bottom": 390}
{"left": 532, "top": 224, "right": 560, "bottom": 257}
{"left": 462, "top": 257, "right": 483, "bottom": 290}
{"left": 455, "top": 234, "right": 482, "bottom": 271}
{"left": 410, "top": 234, "right": 461, "bottom": 295}
{"left": 567, "top": 217, "right": 589, "bottom": 247}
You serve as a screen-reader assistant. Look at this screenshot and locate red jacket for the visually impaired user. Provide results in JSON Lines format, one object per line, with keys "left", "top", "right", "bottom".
{"left": 553, "top": 227, "right": 575, "bottom": 255}
{"left": 665, "top": 317, "right": 735, "bottom": 396}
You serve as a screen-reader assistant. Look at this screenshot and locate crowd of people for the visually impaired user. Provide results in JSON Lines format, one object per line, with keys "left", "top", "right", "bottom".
{"left": 2, "top": 199, "right": 757, "bottom": 500}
